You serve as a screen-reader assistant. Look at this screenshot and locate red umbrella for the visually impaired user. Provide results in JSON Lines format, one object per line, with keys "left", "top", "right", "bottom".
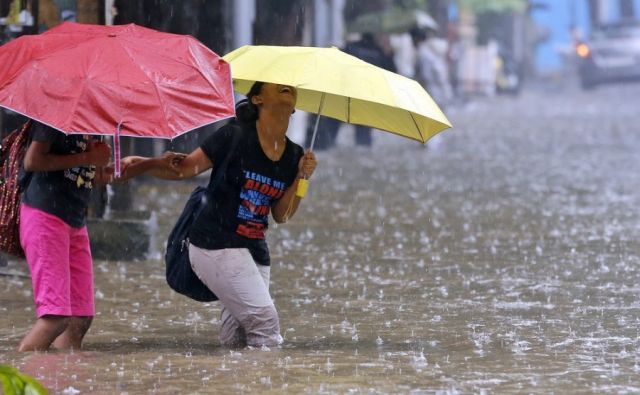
{"left": 0, "top": 22, "right": 235, "bottom": 174}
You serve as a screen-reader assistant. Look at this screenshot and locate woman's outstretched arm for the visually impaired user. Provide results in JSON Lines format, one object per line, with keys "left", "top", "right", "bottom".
{"left": 121, "top": 148, "right": 212, "bottom": 181}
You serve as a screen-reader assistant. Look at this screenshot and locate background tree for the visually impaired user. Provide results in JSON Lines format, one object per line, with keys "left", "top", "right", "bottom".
{"left": 113, "top": 0, "right": 226, "bottom": 54}
{"left": 253, "top": 0, "right": 306, "bottom": 45}
{"left": 344, "top": 0, "right": 392, "bottom": 23}
{"left": 457, "top": 0, "right": 527, "bottom": 14}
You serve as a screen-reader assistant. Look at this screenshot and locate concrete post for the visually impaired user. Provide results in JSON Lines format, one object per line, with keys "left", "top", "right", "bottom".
{"left": 233, "top": 0, "right": 255, "bottom": 48}
{"left": 105, "top": 0, "right": 115, "bottom": 25}
{"left": 314, "top": 0, "right": 345, "bottom": 47}
{"left": 330, "top": 0, "right": 346, "bottom": 47}
{"left": 314, "top": 0, "right": 329, "bottom": 46}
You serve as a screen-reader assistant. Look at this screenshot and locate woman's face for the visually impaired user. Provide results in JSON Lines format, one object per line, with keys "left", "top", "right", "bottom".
{"left": 251, "top": 83, "right": 297, "bottom": 111}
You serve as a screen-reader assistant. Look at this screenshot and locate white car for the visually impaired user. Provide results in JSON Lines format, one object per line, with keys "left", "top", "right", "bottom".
{"left": 576, "top": 22, "right": 640, "bottom": 89}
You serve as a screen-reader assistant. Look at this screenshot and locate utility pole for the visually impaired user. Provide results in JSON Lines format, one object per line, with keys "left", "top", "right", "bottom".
{"left": 314, "top": 0, "right": 330, "bottom": 46}
{"left": 254, "top": 0, "right": 306, "bottom": 45}
{"left": 233, "top": 0, "right": 255, "bottom": 48}
{"left": 587, "top": 0, "right": 600, "bottom": 29}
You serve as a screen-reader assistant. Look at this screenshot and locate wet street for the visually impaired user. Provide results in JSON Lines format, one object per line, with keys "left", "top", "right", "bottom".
{"left": 2, "top": 80, "right": 640, "bottom": 393}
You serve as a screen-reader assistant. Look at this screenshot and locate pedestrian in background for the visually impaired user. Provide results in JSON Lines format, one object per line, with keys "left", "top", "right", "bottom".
{"left": 410, "top": 26, "right": 453, "bottom": 109}
{"left": 305, "top": 32, "right": 397, "bottom": 150}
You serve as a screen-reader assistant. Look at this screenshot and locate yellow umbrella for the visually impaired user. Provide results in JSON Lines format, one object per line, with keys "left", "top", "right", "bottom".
{"left": 223, "top": 45, "right": 452, "bottom": 196}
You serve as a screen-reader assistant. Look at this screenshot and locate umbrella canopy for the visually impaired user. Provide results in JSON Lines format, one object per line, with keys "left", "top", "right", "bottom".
{"left": 347, "top": 8, "right": 438, "bottom": 34}
{"left": 223, "top": 45, "right": 451, "bottom": 144}
{"left": 0, "top": 22, "right": 235, "bottom": 139}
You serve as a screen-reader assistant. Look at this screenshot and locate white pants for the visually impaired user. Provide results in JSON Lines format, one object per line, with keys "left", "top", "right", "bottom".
{"left": 188, "top": 245, "right": 282, "bottom": 347}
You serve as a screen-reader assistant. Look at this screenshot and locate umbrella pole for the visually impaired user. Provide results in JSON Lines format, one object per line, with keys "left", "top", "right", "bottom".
{"left": 296, "top": 92, "right": 325, "bottom": 198}
{"left": 308, "top": 92, "right": 326, "bottom": 152}
{"left": 113, "top": 122, "right": 122, "bottom": 178}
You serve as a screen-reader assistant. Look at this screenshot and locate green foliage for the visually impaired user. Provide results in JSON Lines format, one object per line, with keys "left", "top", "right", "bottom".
{"left": 345, "top": 0, "right": 437, "bottom": 23}
{"left": 394, "top": 0, "right": 430, "bottom": 10}
{"left": 457, "top": 0, "right": 527, "bottom": 14}
{"left": 0, "top": 365, "right": 48, "bottom": 395}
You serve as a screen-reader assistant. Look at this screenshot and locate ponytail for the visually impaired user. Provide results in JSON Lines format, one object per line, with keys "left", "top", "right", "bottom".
{"left": 235, "top": 82, "right": 264, "bottom": 124}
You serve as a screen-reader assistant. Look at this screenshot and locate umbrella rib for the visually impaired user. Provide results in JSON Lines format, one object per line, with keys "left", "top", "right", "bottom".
{"left": 409, "top": 112, "right": 425, "bottom": 143}
{"left": 116, "top": 44, "right": 173, "bottom": 133}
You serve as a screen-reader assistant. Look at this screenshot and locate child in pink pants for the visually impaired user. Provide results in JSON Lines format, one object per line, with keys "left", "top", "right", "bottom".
{"left": 17, "top": 121, "right": 111, "bottom": 352}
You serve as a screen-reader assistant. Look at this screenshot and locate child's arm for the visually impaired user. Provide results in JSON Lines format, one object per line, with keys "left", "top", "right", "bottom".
{"left": 24, "top": 140, "right": 111, "bottom": 172}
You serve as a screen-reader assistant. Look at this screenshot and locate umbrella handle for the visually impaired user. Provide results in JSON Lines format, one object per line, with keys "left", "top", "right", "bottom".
{"left": 297, "top": 92, "right": 326, "bottom": 198}
{"left": 113, "top": 122, "right": 122, "bottom": 178}
{"left": 296, "top": 178, "right": 309, "bottom": 198}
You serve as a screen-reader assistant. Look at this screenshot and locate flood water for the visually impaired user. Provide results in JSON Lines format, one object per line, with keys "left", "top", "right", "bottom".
{"left": 2, "top": 81, "right": 640, "bottom": 393}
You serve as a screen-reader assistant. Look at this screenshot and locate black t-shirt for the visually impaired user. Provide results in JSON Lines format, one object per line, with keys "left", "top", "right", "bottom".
{"left": 22, "top": 122, "right": 96, "bottom": 228}
{"left": 189, "top": 121, "right": 304, "bottom": 266}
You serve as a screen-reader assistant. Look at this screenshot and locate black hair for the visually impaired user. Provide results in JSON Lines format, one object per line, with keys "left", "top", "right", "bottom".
{"left": 409, "top": 26, "right": 427, "bottom": 44}
{"left": 361, "top": 32, "right": 375, "bottom": 44}
{"left": 235, "top": 81, "right": 264, "bottom": 124}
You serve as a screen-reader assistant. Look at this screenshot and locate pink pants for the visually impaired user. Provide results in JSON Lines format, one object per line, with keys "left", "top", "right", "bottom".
{"left": 19, "top": 204, "right": 94, "bottom": 318}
